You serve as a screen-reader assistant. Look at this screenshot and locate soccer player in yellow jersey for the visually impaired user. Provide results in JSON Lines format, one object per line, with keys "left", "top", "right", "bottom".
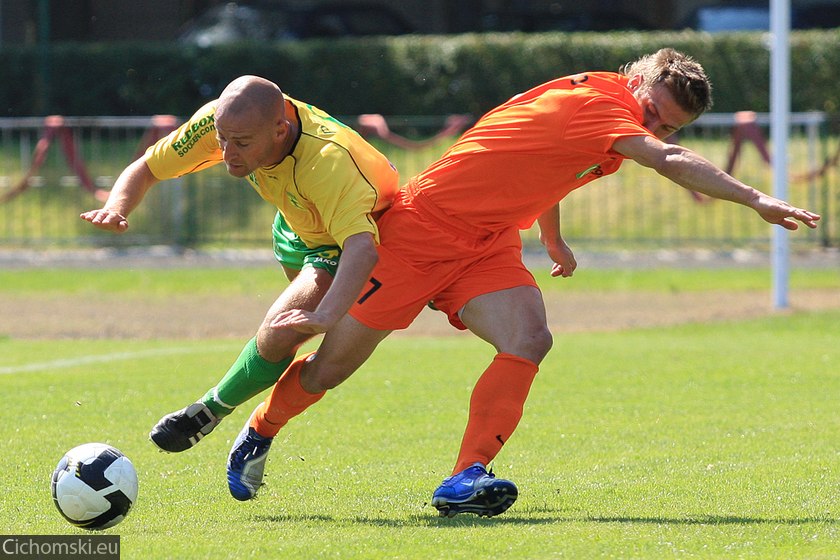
{"left": 80, "top": 76, "right": 399, "bottom": 466}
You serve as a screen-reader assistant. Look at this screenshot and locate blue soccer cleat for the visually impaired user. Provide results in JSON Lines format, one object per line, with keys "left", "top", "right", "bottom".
{"left": 226, "top": 415, "right": 273, "bottom": 501}
{"left": 431, "top": 463, "right": 518, "bottom": 518}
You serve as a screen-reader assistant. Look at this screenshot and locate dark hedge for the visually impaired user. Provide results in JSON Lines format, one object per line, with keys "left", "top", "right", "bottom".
{"left": 3, "top": 30, "right": 838, "bottom": 117}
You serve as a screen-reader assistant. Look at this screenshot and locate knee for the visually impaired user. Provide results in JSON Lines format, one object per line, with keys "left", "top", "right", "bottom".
{"left": 255, "top": 324, "right": 307, "bottom": 363}
{"left": 508, "top": 324, "right": 553, "bottom": 364}
{"left": 529, "top": 324, "right": 554, "bottom": 361}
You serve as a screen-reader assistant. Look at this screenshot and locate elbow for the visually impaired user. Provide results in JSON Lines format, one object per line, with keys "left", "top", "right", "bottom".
{"left": 365, "top": 242, "right": 379, "bottom": 270}
{"left": 655, "top": 142, "right": 681, "bottom": 163}
{"left": 652, "top": 145, "right": 691, "bottom": 177}
{"left": 345, "top": 232, "right": 379, "bottom": 270}
{"left": 359, "top": 233, "right": 379, "bottom": 266}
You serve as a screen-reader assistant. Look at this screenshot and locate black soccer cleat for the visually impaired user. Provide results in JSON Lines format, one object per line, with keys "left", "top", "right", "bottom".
{"left": 149, "top": 402, "right": 220, "bottom": 452}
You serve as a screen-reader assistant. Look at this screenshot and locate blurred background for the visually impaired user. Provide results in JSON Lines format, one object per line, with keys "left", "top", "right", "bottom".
{"left": 0, "top": 0, "right": 838, "bottom": 253}
{"left": 5, "top": 0, "right": 840, "bottom": 43}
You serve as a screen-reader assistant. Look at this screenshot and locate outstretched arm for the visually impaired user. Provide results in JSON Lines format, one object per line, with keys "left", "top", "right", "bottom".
{"left": 79, "top": 157, "right": 159, "bottom": 233}
{"left": 270, "top": 231, "right": 379, "bottom": 334}
{"left": 612, "top": 135, "right": 821, "bottom": 230}
{"left": 537, "top": 204, "right": 577, "bottom": 278}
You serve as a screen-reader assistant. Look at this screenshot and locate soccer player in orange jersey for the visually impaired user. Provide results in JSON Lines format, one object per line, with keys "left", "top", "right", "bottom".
{"left": 227, "top": 49, "right": 821, "bottom": 514}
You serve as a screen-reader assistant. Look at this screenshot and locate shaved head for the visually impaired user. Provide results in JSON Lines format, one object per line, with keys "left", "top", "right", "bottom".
{"left": 214, "top": 75, "right": 296, "bottom": 177}
{"left": 216, "top": 75, "right": 285, "bottom": 123}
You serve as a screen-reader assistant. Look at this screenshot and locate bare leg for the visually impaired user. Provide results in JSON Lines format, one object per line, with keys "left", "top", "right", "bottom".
{"left": 202, "top": 265, "right": 335, "bottom": 414}
{"left": 249, "top": 313, "right": 391, "bottom": 438}
{"left": 255, "top": 265, "right": 333, "bottom": 361}
{"left": 459, "top": 285, "right": 553, "bottom": 364}
{"left": 150, "top": 265, "right": 338, "bottom": 452}
{"left": 447, "top": 286, "right": 552, "bottom": 472}
{"left": 300, "top": 313, "right": 392, "bottom": 392}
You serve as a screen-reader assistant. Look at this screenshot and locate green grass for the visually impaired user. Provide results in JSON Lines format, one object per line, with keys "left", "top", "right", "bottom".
{"left": 0, "top": 281, "right": 838, "bottom": 557}
{"left": 0, "top": 265, "right": 836, "bottom": 296}
{"left": 0, "top": 267, "right": 289, "bottom": 297}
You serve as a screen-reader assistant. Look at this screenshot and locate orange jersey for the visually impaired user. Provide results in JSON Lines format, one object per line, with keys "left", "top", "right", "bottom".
{"left": 410, "top": 72, "right": 655, "bottom": 231}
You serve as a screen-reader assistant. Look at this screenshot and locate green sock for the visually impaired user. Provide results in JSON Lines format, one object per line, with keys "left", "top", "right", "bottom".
{"left": 201, "top": 337, "right": 293, "bottom": 418}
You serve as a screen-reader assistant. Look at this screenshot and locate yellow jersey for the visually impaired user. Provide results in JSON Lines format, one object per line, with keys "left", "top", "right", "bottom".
{"left": 144, "top": 96, "right": 399, "bottom": 248}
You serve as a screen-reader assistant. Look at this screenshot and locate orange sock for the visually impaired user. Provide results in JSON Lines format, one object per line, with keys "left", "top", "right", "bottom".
{"left": 452, "top": 353, "right": 539, "bottom": 474}
{"left": 251, "top": 352, "right": 325, "bottom": 438}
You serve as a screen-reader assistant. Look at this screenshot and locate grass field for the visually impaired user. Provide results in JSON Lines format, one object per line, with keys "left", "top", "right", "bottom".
{"left": 0, "top": 268, "right": 837, "bottom": 559}
{"left": 0, "top": 264, "right": 838, "bottom": 295}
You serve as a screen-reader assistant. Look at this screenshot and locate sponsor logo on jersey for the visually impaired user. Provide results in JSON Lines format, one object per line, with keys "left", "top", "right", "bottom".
{"left": 173, "top": 115, "right": 216, "bottom": 157}
{"left": 287, "top": 192, "right": 303, "bottom": 209}
{"left": 575, "top": 164, "right": 603, "bottom": 179}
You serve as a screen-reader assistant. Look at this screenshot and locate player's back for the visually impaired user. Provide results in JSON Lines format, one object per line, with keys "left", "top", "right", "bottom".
{"left": 411, "top": 72, "right": 641, "bottom": 231}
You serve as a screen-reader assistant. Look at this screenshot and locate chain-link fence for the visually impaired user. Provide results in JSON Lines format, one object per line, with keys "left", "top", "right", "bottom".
{"left": 0, "top": 113, "right": 836, "bottom": 251}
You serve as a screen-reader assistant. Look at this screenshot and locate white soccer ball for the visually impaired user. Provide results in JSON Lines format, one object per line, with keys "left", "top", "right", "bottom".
{"left": 51, "top": 443, "right": 139, "bottom": 530}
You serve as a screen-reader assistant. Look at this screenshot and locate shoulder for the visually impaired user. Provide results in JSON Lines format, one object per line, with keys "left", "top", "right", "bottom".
{"left": 511, "top": 72, "right": 635, "bottom": 124}
{"left": 287, "top": 96, "right": 352, "bottom": 139}
{"left": 187, "top": 100, "right": 218, "bottom": 123}
{"left": 291, "top": 99, "right": 374, "bottom": 168}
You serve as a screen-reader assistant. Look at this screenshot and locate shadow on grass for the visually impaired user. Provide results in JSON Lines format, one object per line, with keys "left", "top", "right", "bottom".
{"left": 587, "top": 515, "right": 838, "bottom": 526}
{"left": 255, "top": 512, "right": 838, "bottom": 528}
{"left": 254, "top": 511, "right": 557, "bottom": 527}
{"left": 417, "top": 514, "right": 839, "bottom": 528}
{"left": 255, "top": 514, "right": 337, "bottom": 523}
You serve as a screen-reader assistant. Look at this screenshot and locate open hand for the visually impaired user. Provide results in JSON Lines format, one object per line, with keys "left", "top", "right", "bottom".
{"left": 79, "top": 209, "right": 129, "bottom": 233}
{"left": 754, "top": 194, "right": 820, "bottom": 230}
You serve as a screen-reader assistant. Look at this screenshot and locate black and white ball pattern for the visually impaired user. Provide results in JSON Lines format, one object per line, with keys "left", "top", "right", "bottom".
{"left": 51, "top": 443, "right": 138, "bottom": 530}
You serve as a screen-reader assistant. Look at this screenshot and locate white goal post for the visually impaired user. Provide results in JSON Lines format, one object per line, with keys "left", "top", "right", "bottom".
{"left": 771, "top": 0, "right": 791, "bottom": 310}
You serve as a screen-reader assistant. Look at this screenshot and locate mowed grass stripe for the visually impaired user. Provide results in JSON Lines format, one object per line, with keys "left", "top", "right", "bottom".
{"left": 0, "top": 345, "right": 239, "bottom": 375}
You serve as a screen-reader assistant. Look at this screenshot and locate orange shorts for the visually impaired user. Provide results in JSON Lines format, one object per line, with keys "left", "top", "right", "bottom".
{"left": 349, "top": 191, "right": 538, "bottom": 331}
